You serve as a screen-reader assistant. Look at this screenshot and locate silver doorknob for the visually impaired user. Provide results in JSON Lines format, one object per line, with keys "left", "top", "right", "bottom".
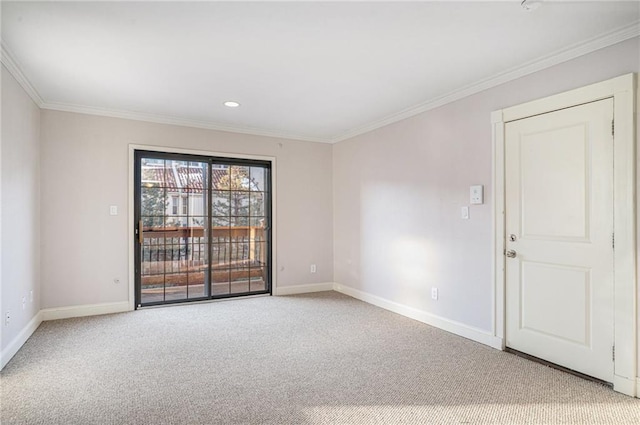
{"left": 506, "top": 250, "right": 517, "bottom": 258}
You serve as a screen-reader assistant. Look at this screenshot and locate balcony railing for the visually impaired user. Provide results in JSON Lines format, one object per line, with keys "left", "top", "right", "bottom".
{"left": 140, "top": 226, "right": 266, "bottom": 288}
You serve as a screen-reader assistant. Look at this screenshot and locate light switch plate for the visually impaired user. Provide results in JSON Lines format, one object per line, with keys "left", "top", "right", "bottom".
{"left": 470, "top": 185, "right": 483, "bottom": 205}
{"left": 109, "top": 205, "right": 118, "bottom": 216}
{"left": 461, "top": 206, "right": 469, "bottom": 219}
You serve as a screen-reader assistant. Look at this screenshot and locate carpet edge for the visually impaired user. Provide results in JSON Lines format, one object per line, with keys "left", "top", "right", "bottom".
{"left": 1, "top": 310, "right": 43, "bottom": 370}
{"left": 334, "top": 283, "right": 504, "bottom": 350}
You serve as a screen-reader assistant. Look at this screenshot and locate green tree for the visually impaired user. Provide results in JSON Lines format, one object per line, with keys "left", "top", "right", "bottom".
{"left": 141, "top": 164, "right": 169, "bottom": 227}
{"left": 214, "top": 167, "right": 264, "bottom": 225}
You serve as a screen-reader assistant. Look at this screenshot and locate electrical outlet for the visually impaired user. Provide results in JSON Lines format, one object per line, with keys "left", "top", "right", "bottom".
{"left": 5, "top": 311, "right": 10, "bottom": 326}
{"left": 310, "top": 264, "right": 317, "bottom": 273}
{"left": 22, "top": 296, "right": 26, "bottom": 310}
{"left": 431, "top": 287, "right": 438, "bottom": 300}
{"left": 470, "top": 185, "right": 484, "bottom": 205}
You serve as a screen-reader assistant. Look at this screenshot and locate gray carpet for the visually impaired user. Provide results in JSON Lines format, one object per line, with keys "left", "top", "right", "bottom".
{"left": 1, "top": 291, "right": 639, "bottom": 424}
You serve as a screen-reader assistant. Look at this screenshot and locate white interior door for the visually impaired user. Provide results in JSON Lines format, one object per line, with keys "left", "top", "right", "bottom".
{"left": 505, "top": 98, "right": 614, "bottom": 382}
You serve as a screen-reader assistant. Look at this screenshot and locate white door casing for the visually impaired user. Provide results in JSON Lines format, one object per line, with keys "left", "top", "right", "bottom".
{"left": 505, "top": 99, "right": 614, "bottom": 382}
{"left": 492, "top": 73, "right": 637, "bottom": 396}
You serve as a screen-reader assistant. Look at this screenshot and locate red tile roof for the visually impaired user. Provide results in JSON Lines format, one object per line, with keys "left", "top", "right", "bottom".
{"left": 142, "top": 165, "right": 260, "bottom": 193}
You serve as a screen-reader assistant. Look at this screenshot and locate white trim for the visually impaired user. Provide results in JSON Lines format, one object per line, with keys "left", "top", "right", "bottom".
{"left": 636, "top": 378, "right": 640, "bottom": 398}
{"left": 40, "top": 302, "right": 131, "bottom": 321}
{"left": 42, "top": 102, "right": 328, "bottom": 144}
{"left": 612, "top": 375, "right": 637, "bottom": 398}
{"left": 0, "top": 311, "right": 43, "bottom": 370}
{"left": 275, "top": 282, "right": 335, "bottom": 296}
{"left": 1, "top": 42, "right": 44, "bottom": 107}
{"left": 128, "top": 148, "right": 136, "bottom": 311}
{"left": 491, "top": 110, "right": 506, "bottom": 348}
{"left": 492, "top": 73, "right": 637, "bottom": 397}
{"left": 334, "top": 283, "right": 504, "bottom": 350}
{"left": 128, "top": 144, "right": 278, "bottom": 307}
{"left": 331, "top": 23, "right": 639, "bottom": 143}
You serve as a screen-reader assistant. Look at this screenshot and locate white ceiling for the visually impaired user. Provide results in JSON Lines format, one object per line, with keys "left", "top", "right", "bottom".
{"left": 2, "top": 1, "right": 639, "bottom": 143}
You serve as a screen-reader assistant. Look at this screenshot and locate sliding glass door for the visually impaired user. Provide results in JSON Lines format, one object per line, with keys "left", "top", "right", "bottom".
{"left": 134, "top": 151, "right": 271, "bottom": 308}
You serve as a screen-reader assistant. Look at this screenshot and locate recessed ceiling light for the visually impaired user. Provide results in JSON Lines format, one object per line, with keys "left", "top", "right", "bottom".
{"left": 224, "top": 101, "right": 240, "bottom": 108}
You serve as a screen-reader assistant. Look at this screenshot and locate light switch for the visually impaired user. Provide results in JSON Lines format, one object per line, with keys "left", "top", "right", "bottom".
{"left": 109, "top": 206, "right": 118, "bottom": 216}
{"left": 470, "top": 185, "right": 484, "bottom": 205}
{"left": 461, "top": 206, "right": 469, "bottom": 219}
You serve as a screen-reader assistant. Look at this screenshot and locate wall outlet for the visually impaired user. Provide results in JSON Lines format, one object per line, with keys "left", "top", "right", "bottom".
{"left": 470, "top": 185, "right": 484, "bottom": 205}
{"left": 22, "top": 296, "right": 26, "bottom": 310}
{"left": 5, "top": 311, "right": 10, "bottom": 326}
{"left": 431, "top": 287, "right": 438, "bottom": 300}
{"left": 310, "top": 264, "right": 317, "bottom": 273}
{"left": 109, "top": 205, "right": 118, "bottom": 215}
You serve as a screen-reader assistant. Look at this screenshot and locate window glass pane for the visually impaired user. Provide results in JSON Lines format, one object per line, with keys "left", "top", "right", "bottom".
{"left": 212, "top": 165, "right": 229, "bottom": 190}
{"left": 229, "top": 268, "right": 250, "bottom": 294}
{"left": 141, "top": 187, "right": 167, "bottom": 218}
{"left": 177, "top": 162, "right": 207, "bottom": 190}
{"left": 249, "top": 167, "right": 266, "bottom": 191}
{"left": 229, "top": 191, "right": 250, "bottom": 217}
{"left": 231, "top": 216, "right": 248, "bottom": 227}
{"left": 213, "top": 191, "right": 229, "bottom": 216}
{"left": 214, "top": 165, "right": 250, "bottom": 191}
{"left": 250, "top": 192, "right": 265, "bottom": 216}
{"left": 164, "top": 160, "right": 181, "bottom": 191}
{"left": 249, "top": 217, "right": 266, "bottom": 228}
{"left": 141, "top": 158, "right": 166, "bottom": 187}
{"left": 230, "top": 166, "right": 251, "bottom": 191}
{"left": 212, "top": 216, "right": 230, "bottom": 228}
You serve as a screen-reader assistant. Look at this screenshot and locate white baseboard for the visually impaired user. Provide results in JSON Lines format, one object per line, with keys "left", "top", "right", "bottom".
{"left": 636, "top": 377, "right": 640, "bottom": 399}
{"left": 1, "top": 311, "right": 43, "bottom": 370}
{"left": 41, "top": 301, "right": 131, "bottom": 321}
{"left": 613, "top": 374, "right": 637, "bottom": 397}
{"left": 275, "top": 282, "right": 335, "bottom": 296}
{"left": 334, "top": 283, "right": 504, "bottom": 350}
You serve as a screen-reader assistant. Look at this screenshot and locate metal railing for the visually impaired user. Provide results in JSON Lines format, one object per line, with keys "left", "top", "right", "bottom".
{"left": 140, "top": 226, "right": 266, "bottom": 286}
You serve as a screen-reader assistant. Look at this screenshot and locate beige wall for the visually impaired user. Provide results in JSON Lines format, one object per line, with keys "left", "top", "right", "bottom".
{"left": 1, "top": 66, "right": 41, "bottom": 351}
{"left": 39, "top": 111, "right": 333, "bottom": 308}
{"left": 3, "top": 34, "right": 640, "bottom": 382}
{"left": 333, "top": 37, "right": 640, "bottom": 364}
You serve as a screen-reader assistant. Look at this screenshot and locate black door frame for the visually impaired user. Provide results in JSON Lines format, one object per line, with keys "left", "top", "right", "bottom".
{"left": 134, "top": 149, "right": 272, "bottom": 308}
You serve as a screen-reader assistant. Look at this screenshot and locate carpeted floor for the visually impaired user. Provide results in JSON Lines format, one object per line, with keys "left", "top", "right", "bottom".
{"left": 1, "top": 291, "right": 639, "bottom": 424}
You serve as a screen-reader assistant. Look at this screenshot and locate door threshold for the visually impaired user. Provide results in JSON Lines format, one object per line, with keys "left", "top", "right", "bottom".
{"left": 137, "top": 292, "right": 271, "bottom": 310}
{"left": 505, "top": 347, "right": 613, "bottom": 388}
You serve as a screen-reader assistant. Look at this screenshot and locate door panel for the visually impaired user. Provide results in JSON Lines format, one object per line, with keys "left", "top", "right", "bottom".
{"left": 211, "top": 164, "right": 268, "bottom": 297}
{"left": 520, "top": 261, "right": 591, "bottom": 345}
{"left": 520, "top": 123, "right": 590, "bottom": 240}
{"left": 505, "top": 98, "right": 614, "bottom": 382}
{"left": 138, "top": 157, "right": 210, "bottom": 305}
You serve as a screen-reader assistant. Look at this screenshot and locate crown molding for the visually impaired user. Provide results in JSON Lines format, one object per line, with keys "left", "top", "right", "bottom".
{"left": 330, "top": 21, "right": 640, "bottom": 143}
{"left": 1, "top": 41, "right": 45, "bottom": 107}
{"left": 2, "top": 21, "right": 638, "bottom": 145}
{"left": 40, "top": 101, "right": 331, "bottom": 144}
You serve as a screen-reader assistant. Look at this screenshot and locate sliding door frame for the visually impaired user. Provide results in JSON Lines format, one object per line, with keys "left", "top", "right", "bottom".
{"left": 128, "top": 144, "right": 277, "bottom": 310}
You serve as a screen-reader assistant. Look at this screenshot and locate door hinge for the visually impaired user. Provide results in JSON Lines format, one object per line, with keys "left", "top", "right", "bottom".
{"left": 612, "top": 345, "right": 615, "bottom": 361}
{"left": 612, "top": 232, "right": 615, "bottom": 249}
{"left": 612, "top": 119, "right": 615, "bottom": 137}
